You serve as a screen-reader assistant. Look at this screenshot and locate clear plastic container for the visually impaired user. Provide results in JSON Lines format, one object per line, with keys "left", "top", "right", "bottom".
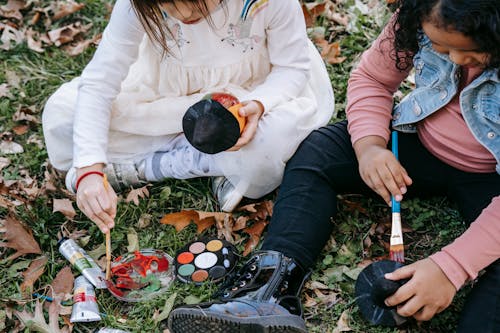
{"left": 107, "top": 249, "right": 174, "bottom": 302}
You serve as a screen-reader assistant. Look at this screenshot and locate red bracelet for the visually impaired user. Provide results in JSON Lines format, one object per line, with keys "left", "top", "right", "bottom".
{"left": 75, "top": 171, "right": 104, "bottom": 191}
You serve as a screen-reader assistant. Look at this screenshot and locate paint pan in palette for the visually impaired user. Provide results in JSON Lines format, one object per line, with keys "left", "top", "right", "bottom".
{"left": 174, "top": 237, "right": 238, "bottom": 284}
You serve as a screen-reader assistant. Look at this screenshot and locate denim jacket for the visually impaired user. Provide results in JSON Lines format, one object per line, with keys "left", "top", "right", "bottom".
{"left": 392, "top": 34, "right": 500, "bottom": 174}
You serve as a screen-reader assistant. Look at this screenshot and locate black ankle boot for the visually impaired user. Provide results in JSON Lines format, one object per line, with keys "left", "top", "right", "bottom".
{"left": 168, "top": 250, "right": 310, "bottom": 333}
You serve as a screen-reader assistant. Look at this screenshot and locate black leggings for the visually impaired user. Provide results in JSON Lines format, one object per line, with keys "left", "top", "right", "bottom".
{"left": 262, "top": 121, "right": 499, "bottom": 332}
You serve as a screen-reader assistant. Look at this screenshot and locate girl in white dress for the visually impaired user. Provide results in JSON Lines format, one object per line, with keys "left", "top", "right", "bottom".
{"left": 43, "top": 0, "right": 334, "bottom": 233}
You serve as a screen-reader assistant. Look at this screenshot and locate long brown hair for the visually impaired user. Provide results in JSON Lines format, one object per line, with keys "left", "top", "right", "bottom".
{"left": 130, "top": 0, "right": 222, "bottom": 55}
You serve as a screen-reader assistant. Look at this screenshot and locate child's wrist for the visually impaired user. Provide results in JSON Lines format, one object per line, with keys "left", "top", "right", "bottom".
{"left": 75, "top": 171, "right": 104, "bottom": 191}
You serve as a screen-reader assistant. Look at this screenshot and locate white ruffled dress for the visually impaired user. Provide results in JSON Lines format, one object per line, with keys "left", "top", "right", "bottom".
{"left": 43, "top": 0, "right": 335, "bottom": 198}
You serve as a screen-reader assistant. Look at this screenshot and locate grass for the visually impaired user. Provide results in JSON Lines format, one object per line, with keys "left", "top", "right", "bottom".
{"left": 0, "top": 1, "right": 468, "bottom": 332}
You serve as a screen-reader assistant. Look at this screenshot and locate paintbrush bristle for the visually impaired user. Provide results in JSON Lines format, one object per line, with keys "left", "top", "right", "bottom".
{"left": 390, "top": 210, "right": 404, "bottom": 263}
{"left": 390, "top": 244, "right": 405, "bottom": 263}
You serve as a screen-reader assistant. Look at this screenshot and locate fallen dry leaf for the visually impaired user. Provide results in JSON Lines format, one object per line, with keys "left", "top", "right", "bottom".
{"left": 333, "top": 309, "right": 352, "bottom": 333}
{"left": 233, "top": 215, "right": 249, "bottom": 232}
{"left": 0, "top": 140, "right": 23, "bottom": 154}
{"left": 0, "top": 83, "right": 11, "bottom": 98}
{"left": 47, "top": 22, "right": 88, "bottom": 47}
{"left": 12, "top": 124, "right": 29, "bottom": 135}
{"left": 12, "top": 105, "right": 40, "bottom": 124}
{"left": 51, "top": 0, "right": 85, "bottom": 20}
{"left": 160, "top": 210, "right": 226, "bottom": 234}
{"left": 0, "top": 157, "right": 10, "bottom": 171}
{"left": 20, "top": 255, "right": 48, "bottom": 295}
{"left": 313, "top": 37, "right": 346, "bottom": 64}
{"left": 0, "top": 23, "right": 25, "bottom": 50}
{"left": 125, "top": 185, "right": 151, "bottom": 206}
{"left": 195, "top": 217, "right": 216, "bottom": 234}
{"left": 48, "top": 266, "right": 74, "bottom": 296}
{"left": 25, "top": 28, "right": 44, "bottom": 53}
{"left": 63, "top": 33, "right": 100, "bottom": 56}
{"left": 15, "top": 299, "right": 70, "bottom": 333}
{"left": 301, "top": 2, "right": 326, "bottom": 28}
{"left": 242, "top": 220, "right": 268, "bottom": 256}
{"left": 0, "top": 0, "right": 27, "bottom": 21}
{"left": 160, "top": 210, "right": 199, "bottom": 232}
{"left": 0, "top": 215, "right": 42, "bottom": 260}
{"left": 215, "top": 212, "right": 236, "bottom": 243}
{"left": 52, "top": 198, "right": 76, "bottom": 219}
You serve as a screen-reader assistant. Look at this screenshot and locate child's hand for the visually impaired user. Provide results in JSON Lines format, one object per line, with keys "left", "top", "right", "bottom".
{"left": 353, "top": 135, "right": 412, "bottom": 205}
{"left": 228, "top": 100, "right": 264, "bottom": 151}
{"left": 76, "top": 168, "right": 117, "bottom": 233}
{"left": 384, "top": 258, "right": 457, "bottom": 321}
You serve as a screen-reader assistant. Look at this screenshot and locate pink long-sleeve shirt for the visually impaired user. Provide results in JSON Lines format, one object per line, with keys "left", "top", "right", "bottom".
{"left": 346, "top": 24, "right": 500, "bottom": 290}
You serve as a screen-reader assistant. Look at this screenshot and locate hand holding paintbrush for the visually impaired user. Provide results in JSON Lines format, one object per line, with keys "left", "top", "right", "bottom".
{"left": 355, "top": 130, "right": 408, "bottom": 326}
{"left": 389, "top": 131, "right": 404, "bottom": 263}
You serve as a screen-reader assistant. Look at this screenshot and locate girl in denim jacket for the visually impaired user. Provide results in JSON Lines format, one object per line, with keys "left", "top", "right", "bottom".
{"left": 167, "top": 1, "right": 499, "bottom": 332}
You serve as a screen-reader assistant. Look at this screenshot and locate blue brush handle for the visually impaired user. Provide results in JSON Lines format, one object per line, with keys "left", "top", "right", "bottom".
{"left": 391, "top": 131, "right": 400, "bottom": 213}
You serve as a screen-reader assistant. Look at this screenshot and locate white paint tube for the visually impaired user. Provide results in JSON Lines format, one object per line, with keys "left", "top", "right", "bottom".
{"left": 58, "top": 237, "right": 107, "bottom": 289}
{"left": 70, "top": 276, "right": 102, "bottom": 323}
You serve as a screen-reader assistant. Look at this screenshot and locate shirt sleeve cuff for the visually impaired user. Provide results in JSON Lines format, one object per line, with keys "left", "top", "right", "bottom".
{"left": 429, "top": 251, "right": 469, "bottom": 290}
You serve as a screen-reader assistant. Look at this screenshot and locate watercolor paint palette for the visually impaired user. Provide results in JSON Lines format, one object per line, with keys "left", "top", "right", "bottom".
{"left": 174, "top": 237, "right": 238, "bottom": 284}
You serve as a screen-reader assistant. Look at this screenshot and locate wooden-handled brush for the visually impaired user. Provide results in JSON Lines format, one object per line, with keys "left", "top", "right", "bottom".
{"left": 103, "top": 174, "right": 112, "bottom": 280}
{"left": 389, "top": 131, "right": 404, "bottom": 263}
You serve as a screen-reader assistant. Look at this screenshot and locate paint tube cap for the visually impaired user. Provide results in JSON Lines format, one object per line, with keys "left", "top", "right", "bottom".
{"left": 57, "top": 237, "right": 69, "bottom": 248}
{"left": 183, "top": 99, "right": 241, "bottom": 154}
{"left": 355, "top": 260, "right": 408, "bottom": 327}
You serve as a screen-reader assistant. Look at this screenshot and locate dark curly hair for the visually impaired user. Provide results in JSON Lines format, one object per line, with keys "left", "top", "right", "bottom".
{"left": 390, "top": 0, "right": 500, "bottom": 73}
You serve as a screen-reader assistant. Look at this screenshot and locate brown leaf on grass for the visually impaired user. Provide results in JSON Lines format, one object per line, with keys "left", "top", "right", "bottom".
{"left": 0, "top": 23, "right": 25, "bottom": 50}
{"left": 160, "top": 210, "right": 199, "bottom": 232}
{"left": 41, "top": 169, "right": 58, "bottom": 193}
{"left": 197, "top": 211, "right": 231, "bottom": 234}
{"left": 125, "top": 184, "right": 151, "bottom": 206}
{"left": 313, "top": 38, "right": 346, "bottom": 64}
{"left": 15, "top": 299, "right": 70, "bottom": 333}
{"left": 0, "top": 83, "right": 11, "bottom": 98}
{"left": 20, "top": 256, "right": 48, "bottom": 295}
{"left": 47, "top": 22, "right": 90, "bottom": 47}
{"left": 301, "top": 2, "right": 326, "bottom": 28}
{"left": 25, "top": 28, "right": 44, "bottom": 53}
{"left": 63, "top": 33, "right": 100, "bottom": 56}
{"left": 0, "top": 140, "right": 23, "bottom": 154}
{"left": 195, "top": 217, "right": 216, "bottom": 234}
{"left": 12, "top": 124, "right": 29, "bottom": 135}
{"left": 233, "top": 215, "right": 249, "bottom": 232}
{"left": 214, "top": 213, "right": 236, "bottom": 242}
{"left": 0, "top": 0, "right": 28, "bottom": 21}
{"left": 313, "top": 288, "right": 339, "bottom": 307}
{"left": 338, "top": 197, "right": 369, "bottom": 216}
{"left": 333, "top": 309, "right": 352, "bottom": 333}
{"left": 0, "top": 157, "right": 10, "bottom": 171}
{"left": 47, "top": 266, "right": 74, "bottom": 299}
{"left": 0, "top": 215, "right": 41, "bottom": 260}
{"left": 51, "top": 0, "right": 85, "bottom": 20}
{"left": 160, "top": 210, "right": 224, "bottom": 234}
{"left": 12, "top": 105, "right": 40, "bottom": 124}
{"left": 237, "top": 200, "right": 273, "bottom": 221}
{"left": 52, "top": 198, "right": 76, "bottom": 219}
{"left": 303, "top": 292, "right": 318, "bottom": 307}
{"left": 242, "top": 220, "right": 268, "bottom": 256}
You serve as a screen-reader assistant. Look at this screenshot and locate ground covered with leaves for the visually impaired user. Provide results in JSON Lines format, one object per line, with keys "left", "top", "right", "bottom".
{"left": 1, "top": 1, "right": 469, "bottom": 332}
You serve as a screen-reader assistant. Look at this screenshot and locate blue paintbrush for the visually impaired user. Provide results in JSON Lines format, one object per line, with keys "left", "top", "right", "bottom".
{"left": 389, "top": 131, "right": 404, "bottom": 263}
